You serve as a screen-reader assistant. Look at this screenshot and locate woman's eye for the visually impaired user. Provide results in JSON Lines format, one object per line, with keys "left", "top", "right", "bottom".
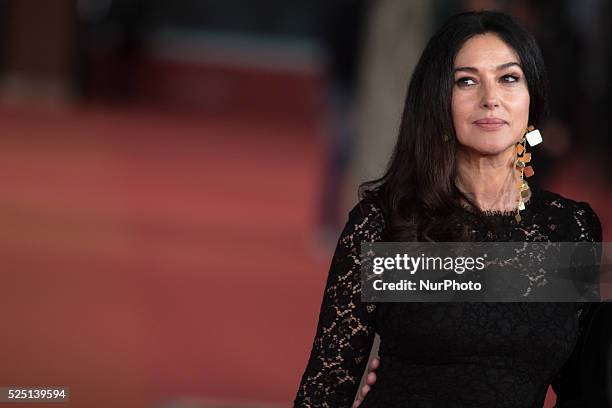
{"left": 501, "top": 74, "right": 520, "bottom": 83}
{"left": 456, "top": 77, "right": 477, "bottom": 87}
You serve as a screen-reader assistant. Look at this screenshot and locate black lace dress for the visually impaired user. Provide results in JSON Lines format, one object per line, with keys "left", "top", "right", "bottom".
{"left": 294, "top": 187, "right": 603, "bottom": 408}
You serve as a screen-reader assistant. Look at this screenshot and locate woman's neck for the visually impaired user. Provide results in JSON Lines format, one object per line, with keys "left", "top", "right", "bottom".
{"left": 455, "top": 146, "right": 522, "bottom": 212}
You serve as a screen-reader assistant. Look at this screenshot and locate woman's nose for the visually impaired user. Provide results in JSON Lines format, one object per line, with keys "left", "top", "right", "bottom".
{"left": 482, "top": 98, "right": 499, "bottom": 108}
{"left": 480, "top": 84, "right": 500, "bottom": 109}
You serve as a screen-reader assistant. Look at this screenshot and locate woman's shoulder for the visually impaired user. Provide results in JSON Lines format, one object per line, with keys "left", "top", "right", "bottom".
{"left": 342, "top": 198, "right": 386, "bottom": 242}
{"left": 533, "top": 187, "right": 602, "bottom": 242}
{"left": 348, "top": 198, "right": 384, "bottom": 220}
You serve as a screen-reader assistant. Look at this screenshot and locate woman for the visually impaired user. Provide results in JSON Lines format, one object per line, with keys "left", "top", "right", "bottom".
{"left": 293, "top": 11, "right": 605, "bottom": 408}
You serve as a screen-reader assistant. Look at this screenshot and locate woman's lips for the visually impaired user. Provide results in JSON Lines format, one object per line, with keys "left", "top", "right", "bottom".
{"left": 473, "top": 118, "right": 507, "bottom": 131}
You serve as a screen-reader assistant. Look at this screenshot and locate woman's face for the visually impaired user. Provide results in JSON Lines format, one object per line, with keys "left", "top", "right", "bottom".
{"left": 451, "top": 33, "right": 530, "bottom": 156}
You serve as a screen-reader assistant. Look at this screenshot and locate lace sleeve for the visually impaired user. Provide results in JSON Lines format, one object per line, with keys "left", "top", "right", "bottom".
{"left": 572, "top": 202, "right": 603, "bottom": 243}
{"left": 551, "top": 202, "right": 604, "bottom": 407}
{"left": 550, "top": 301, "right": 612, "bottom": 407}
{"left": 293, "top": 202, "right": 385, "bottom": 407}
{"left": 570, "top": 203, "right": 603, "bottom": 301}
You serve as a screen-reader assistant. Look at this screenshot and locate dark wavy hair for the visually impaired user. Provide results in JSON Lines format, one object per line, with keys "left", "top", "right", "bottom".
{"left": 359, "top": 10, "right": 549, "bottom": 241}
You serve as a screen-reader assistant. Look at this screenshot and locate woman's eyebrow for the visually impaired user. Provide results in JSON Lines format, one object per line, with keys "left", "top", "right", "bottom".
{"left": 453, "top": 62, "right": 523, "bottom": 74}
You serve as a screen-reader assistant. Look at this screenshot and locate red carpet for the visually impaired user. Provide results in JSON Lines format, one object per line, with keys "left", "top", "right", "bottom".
{"left": 0, "top": 106, "right": 328, "bottom": 407}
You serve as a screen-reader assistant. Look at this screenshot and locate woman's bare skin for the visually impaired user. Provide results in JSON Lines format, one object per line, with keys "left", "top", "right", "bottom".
{"left": 352, "top": 357, "right": 380, "bottom": 408}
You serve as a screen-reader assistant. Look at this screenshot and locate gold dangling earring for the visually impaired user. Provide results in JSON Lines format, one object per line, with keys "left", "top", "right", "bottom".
{"left": 515, "top": 125, "right": 542, "bottom": 222}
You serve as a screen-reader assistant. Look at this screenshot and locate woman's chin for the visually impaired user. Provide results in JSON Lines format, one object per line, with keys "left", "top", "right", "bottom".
{"left": 464, "top": 142, "right": 516, "bottom": 157}
{"left": 457, "top": 132, "right": 520, "bottom": 156}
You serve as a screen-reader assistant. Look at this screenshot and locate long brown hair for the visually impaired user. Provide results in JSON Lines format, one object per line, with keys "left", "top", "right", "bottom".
{"left": 359, "top": 11, "right": 548, "bottom": 241}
